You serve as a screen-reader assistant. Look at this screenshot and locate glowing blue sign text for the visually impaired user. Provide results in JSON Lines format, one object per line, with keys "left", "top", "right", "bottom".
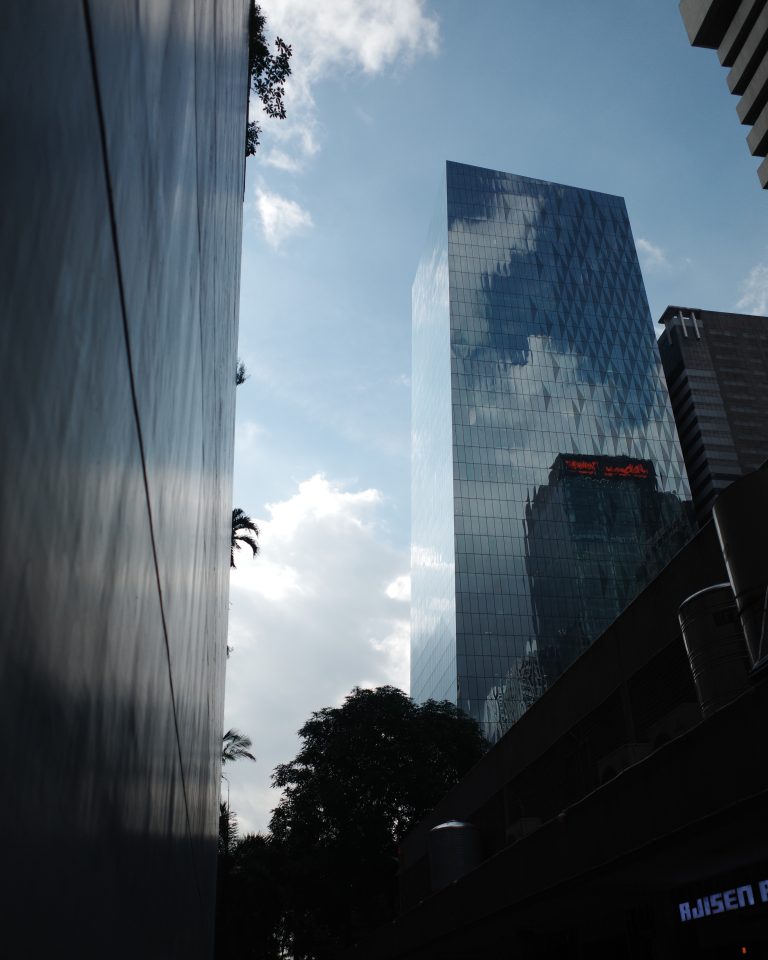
{"left": 679, "top": 879, "right": 768, "bottom": 922}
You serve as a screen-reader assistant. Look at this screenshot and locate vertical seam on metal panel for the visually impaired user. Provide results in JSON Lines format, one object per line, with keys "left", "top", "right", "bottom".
{"left": 194, "top": 0, "right": 207, "bottom": 484}
{"left": 81, "top": 0, "right": 203, "bottom": 912}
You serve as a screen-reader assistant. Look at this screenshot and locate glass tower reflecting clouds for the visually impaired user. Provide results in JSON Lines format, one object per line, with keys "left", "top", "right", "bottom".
{"left": 411, "top": 161, "right": 693, "bottom": 742}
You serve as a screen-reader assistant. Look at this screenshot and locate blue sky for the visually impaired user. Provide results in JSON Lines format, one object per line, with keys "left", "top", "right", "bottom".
{"left": 224, "top": 0, "right": 768, "bottom": 832}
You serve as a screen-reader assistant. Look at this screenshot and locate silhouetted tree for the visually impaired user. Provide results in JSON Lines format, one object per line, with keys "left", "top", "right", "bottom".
{"left": 231, "top": 508, "right": 259, "bottom": 568}
{"left": 236, "top": 360, "right": 248, "bottom": 385}
{"left": 267, "top": 686, "right": 487, "bottom": 958}
{"left": 246, "top": 2, "right": 292, "bottom": 156}
{"left": 216, "top": 829, "right": 287, "bottom": 959}
{"left": 222, "top": 728, "right": 256, "bottom": 765}
{"left": 217, "top": 742, "right": 268, "bottom": 955}
{"left": 218, "top": 801, "right": 239, "bottom": 857}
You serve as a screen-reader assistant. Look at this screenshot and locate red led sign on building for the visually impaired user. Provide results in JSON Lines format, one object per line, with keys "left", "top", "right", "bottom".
{"left": 563, "top": 457, "right": 650, "bottom": 480}
{"left": 604, "top": 462, "right": 649, "bottom": 479}
{"left": 564, "top": 458, "right": 598, "bottom": 476}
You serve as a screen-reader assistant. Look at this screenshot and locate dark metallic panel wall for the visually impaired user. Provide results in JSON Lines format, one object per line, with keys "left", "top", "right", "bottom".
{"left": 0, "top": 2, "right": 247, "bottom": 955}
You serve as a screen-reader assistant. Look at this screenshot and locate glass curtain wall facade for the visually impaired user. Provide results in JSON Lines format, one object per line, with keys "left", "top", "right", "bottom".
{"left": 411, "top": 161, "right": 693, "bottom": 741}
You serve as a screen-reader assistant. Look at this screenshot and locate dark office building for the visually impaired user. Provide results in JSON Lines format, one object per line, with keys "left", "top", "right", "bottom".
{"left": 680, "top": 0, "right": 768, "bottom": 189}
{"left": 518, "top": 453, "right": 692, "bottom": 716}
{"left": 0, "top": 3, "right": 247, "bottom": 957}
{"left": 350, "top": 466, "right": 768, "bottom": 960}
{"left": 658, "top": 305, "right": 768, "bottom": 520}
{"left": 411, "top": 161, "right": 692, "bottom": 742}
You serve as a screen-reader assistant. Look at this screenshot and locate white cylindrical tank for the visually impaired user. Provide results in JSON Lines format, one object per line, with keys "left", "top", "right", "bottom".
{"left": 428, "top": 820, "right": 482, "bottom": 893}
{"left": 678, "top": 583, "right": 750, "bottom": 718}
{"left": 713, "top": 467, "right": 768, "bottom": 668}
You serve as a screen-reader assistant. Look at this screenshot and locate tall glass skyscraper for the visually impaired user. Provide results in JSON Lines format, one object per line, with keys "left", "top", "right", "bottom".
{"left": 411, "top": 161, "right": 693, "bottom": 741}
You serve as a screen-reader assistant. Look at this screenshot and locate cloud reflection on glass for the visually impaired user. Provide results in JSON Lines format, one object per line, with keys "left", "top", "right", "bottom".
{"left": 412, "top": 162, "right": 693, "bottom": 742}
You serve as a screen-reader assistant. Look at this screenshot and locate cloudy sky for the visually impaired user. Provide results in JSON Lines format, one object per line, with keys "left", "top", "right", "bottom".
{"left": 225, "top": 0, "right": 768, "bottom": 833}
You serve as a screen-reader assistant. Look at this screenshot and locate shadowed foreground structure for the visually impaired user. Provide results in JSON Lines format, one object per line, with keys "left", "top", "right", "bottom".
{"left": 350, "top": 468, "right": 768, "bottom": 958}
{"left": 0, "top": 3, "right": 248, "bottom": 957}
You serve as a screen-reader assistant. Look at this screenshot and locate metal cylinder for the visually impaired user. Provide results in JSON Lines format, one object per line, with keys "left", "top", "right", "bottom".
{"left": 428, "top": 820, "right": 481, "bottom": 893}
{"left": 712, "top": 468, "right": 768, "bottom": 667}
{"left": 679, "top": 583, "right": 750, "bottom": 718}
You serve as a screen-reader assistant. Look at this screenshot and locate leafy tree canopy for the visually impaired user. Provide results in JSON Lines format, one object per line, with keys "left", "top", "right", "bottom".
{"left": 246, "top": 2, "right": 291, "bottom": 156}
{"left": 267, "top": 686, "right": 487, "bottom": 958}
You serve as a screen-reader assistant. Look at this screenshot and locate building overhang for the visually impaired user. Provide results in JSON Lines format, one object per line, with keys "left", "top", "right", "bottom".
{"left": 347, "top": 674, "right": 768, "bottom": 958}
{"left": 679, "top": 0, "right": 734, "bottom": 48}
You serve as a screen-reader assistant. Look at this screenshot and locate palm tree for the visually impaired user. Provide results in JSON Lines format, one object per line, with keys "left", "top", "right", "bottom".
{"left": 222, "top": 728, "right": 256, "bottom": 765}
{"left": 231, "top": 507, "right": 259, "bottom": 568}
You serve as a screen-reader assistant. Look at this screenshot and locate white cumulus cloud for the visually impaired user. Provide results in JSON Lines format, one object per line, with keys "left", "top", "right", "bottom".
{"left": 636, "top": 237, "right": 668, "bottom": 271}
{"left": 385, "top": 573, "right": 411, "bottom": 601}
{"left": 736, "top": 261, "right": 768, "bottom": 315}
{"left": 257, "top": 0, "right": 439, "bottom": 168}
{"left": 225, "top": 474, "right": 410, "bottom": 833}
{"left": 255, "top": 187, "right": 313, "bottom": 248}
{"left": 265, "top": 473, "right": 382, "bottom": 539}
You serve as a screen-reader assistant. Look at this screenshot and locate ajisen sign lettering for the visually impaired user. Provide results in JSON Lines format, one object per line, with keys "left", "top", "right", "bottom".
{"left": 679, "top": 879, "right": 768, "bottom": 922}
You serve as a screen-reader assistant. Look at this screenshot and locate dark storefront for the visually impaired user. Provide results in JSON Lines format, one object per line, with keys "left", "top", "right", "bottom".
{"left": 350, "top": 467, "right": 768, "bottom": 959}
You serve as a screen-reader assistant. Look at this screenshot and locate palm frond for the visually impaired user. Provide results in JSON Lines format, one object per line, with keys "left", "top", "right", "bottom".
{"left": 236, "top": 534, "right": 259, "bottom": 556}
{"left": 222, "top": 728, "right": 256, "bottom": 765}
{"left": 231, "top": 508, "right": 260, "bottom": 567}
